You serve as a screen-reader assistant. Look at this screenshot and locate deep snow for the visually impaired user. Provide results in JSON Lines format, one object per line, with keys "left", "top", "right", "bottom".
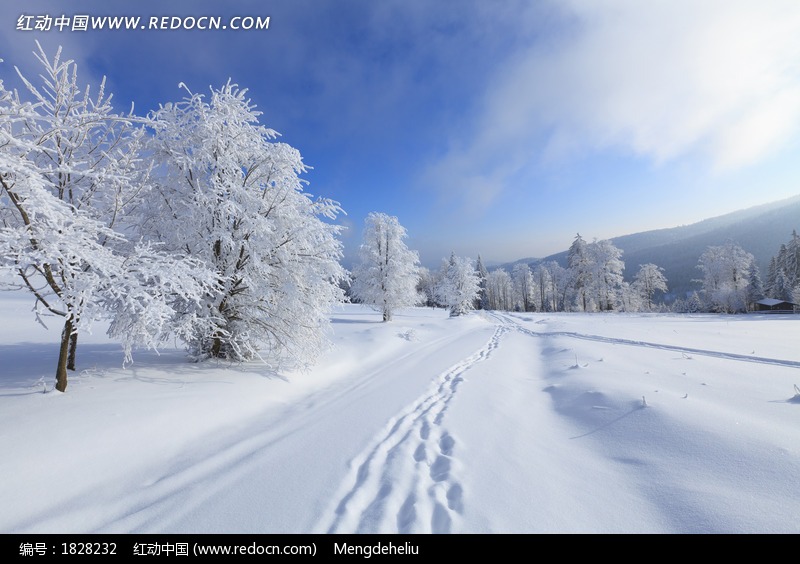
{"left": 1, "top": 297, "right": 799, "bottom": 534}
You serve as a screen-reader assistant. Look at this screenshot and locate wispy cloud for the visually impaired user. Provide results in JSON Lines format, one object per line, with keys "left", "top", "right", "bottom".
{"left": 426, "top": 0, "right": 800, "bottom": 209}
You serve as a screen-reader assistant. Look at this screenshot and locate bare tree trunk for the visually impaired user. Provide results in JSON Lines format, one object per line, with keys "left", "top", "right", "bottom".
{"left": 55, "top": 318, "right": 73, "bottom": 392}
{"left": 211, "top": 336, "right": 222, "bottom": 358}
{"left": 67, "top": 331, "right": 78, "bottom": 371}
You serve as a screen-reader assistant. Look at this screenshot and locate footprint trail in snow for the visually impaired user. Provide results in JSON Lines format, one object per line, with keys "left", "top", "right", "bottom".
{"left": 319, "top": 324, "right": 508, "bottom": 534}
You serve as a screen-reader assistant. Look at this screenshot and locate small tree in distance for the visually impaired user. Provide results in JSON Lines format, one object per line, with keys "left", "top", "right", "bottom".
{"left": 436, "top": 253, "right": 481, "bottom": 317}
{"left": 475, "top": 255, "right": 489, "bottom": 310}
{"left": 696, "top": 241, "right": 754, "bottom": 313}
{"left": 350, "top": 212, "right": 422, "bottom": 321}
{"left": 633, "top": 263, "right": 668, "bottom": 311}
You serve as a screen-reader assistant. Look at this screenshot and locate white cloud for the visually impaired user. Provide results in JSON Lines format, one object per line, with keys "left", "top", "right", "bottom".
{"left": 426, "top": 0, "right": 800, "bottom": 206}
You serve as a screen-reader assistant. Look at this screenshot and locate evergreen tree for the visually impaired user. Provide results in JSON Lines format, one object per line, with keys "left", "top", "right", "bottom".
{"left": 766, "top": 232, "right": 800, "bottom": 301}
{"left": 765, "top": 256, "right": 779, "bottom": 298}
{"left": 475, "top": 255, "right": 489, "bottom": 310}
{"left": 773, "top": 269, "right": 793, "bottom": 302}
{"left": 784, "top": 230, "right": 800, "bottom": 289}
{"left": 687, "top": 291, "right": 704, "bottom": 313}
{"left": 745, "top": 262, "right": 764, "bottom": 311}
{"left": 436, "top": 253, "right": 481, "bottom": 317}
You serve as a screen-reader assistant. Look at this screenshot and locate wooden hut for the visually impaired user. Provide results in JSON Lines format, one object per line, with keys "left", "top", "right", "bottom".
{"left": 755, "top": 298, "right": 797, "bottom": 312}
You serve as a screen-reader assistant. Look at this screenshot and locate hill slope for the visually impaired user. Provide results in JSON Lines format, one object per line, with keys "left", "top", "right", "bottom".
{"left": 499, "top": 195, "right": 800, "bottom": 298}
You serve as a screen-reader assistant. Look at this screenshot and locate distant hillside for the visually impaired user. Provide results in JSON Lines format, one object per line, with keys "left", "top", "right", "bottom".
{"left": 496, "top": 194, "right": 800, "bottom": 299}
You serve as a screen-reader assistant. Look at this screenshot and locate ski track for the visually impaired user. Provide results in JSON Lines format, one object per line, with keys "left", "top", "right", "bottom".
{"left": 320, "top": 324, "right": 508, "bottom": 534}
{"left": 490, "top": 312, "right": 800, "bottom": 370}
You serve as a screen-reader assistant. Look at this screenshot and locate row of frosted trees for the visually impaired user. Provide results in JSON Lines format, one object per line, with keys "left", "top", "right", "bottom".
{"left": 352, "top": 221, "right": 799, "bottom": 318}
{"left": 451, "top": 235, "right": 670, "bottom": 314}
{"left": 468, "top": 233, "right": 798, "bottom": 315}
{"left": 351, "top": 226, "right": 672, "bottom": 317}
{"left": 475, "top": 236, "right": 670, "bottom": 314}
{"left": 764, "top": 230, "right": 800, "bottom": 303}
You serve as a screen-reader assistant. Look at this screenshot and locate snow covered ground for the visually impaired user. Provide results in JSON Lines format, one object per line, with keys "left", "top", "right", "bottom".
{"left": 1, "top": 296, "right": 799, "bottom": 534}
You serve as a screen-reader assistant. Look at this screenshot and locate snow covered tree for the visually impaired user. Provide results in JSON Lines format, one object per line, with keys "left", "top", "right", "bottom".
{"left": 475, "top": 254, "right": 489, "bottom": 310}
{"left": 416, "top": 267, "right": 437, "bottom": 308}
{"left": 687, "top": 291, "right": 704, "bottom": 313}
{"left": 674, "top": 291, "right": 704, "bottom": 313}
{"left": 567, "top": 234, "right": 591, "bottom": 311}
{"left": 587, "top": 239, "right": 625, "bottom": 311}
{"left": 765, "top": 256, "right": 779, "bottom": 298}
{"left": 543, "top": 260, "right": 569, "bottom": 312}
{"left": 745, "top": 262, "right": 764, "bottom": 311}
{"left": 0, "top": 44, "right": 210, "bottom": 391}
{"left": 486, "top": 268, "right": 513, "bottom": 311}
{"left": 436, "top": 253, "right": 480, "bottom": 317}
{"left": 532, "top": 263, "right": 548, "bottom": 312}
{"left": 566, "top": 235, "right": 625, "bottom": 312}
{"left": 138, "top": 81, "right": 347, "bottom": 364}
{"left": 512, "top": 263, "right": 535, "bottom": 312}
{"left": 617, "top": 281, "right": 641, "bottom": 312}
{"left": 773, "top": 268, "right": 793, "bottom": 302}
{"left": 696, "top": 241, "right": 754, "bottom": 313}
{"left": 780, "top": 230, "right": 800, "bottom": 289}
{"left": 350, "top": 212, "right": 421, "bottom": 321}
{"left": 767, "top": 231, "right": 800, "bottom": 300}
{"left": 633, "top": 263, "right": 668, "bottom": 311}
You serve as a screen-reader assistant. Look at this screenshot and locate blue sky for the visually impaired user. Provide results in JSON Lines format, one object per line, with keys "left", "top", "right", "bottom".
{"left": 3, "top": 0, "right": 800, "bottom": 267}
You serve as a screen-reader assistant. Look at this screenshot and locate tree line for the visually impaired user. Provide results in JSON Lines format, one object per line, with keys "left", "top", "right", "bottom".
{"left": 350, "top": 223, "right": 800, "bottom": 318}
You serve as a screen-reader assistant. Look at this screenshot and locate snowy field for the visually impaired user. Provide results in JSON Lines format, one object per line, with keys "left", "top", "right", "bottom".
{"left": 1, "top": 297, "right": 799, "bottom": 534}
